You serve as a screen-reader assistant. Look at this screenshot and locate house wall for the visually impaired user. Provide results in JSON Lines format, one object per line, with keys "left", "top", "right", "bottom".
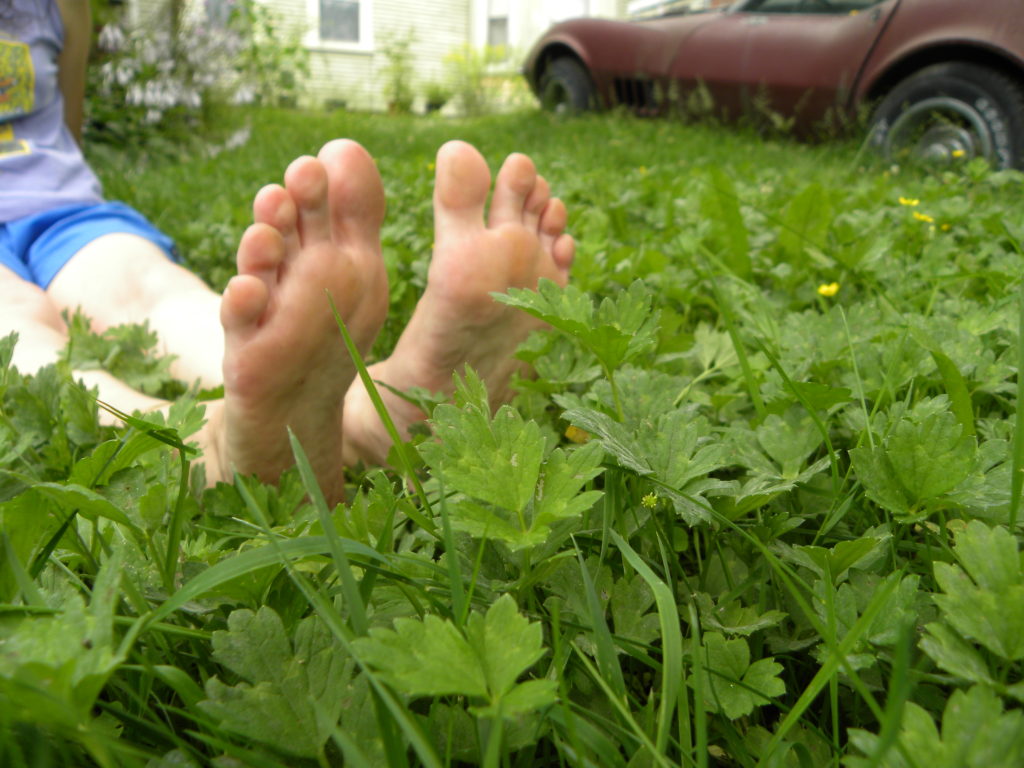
{"left": 470, "top": 0, "right": 627, "bottom": 63}
{"left": 289, "top": 0, "right": 472, "bottom": 111}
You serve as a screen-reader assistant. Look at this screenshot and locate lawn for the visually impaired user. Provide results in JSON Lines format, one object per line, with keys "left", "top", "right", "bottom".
{"left": 3, "top": 106, "right": 1024, "bottom": 767}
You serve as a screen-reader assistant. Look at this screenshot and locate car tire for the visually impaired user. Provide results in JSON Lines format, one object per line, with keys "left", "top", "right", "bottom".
{"left": 867, "top": 62, "right": 1024, "bottom": 170}
{"left": 539, "top": 57, "right": 595, "bottom": 113}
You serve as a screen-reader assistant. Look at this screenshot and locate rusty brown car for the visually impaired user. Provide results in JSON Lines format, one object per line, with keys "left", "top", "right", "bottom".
{"left": 523, "top": 0, "right": 1024, "bottom": 169}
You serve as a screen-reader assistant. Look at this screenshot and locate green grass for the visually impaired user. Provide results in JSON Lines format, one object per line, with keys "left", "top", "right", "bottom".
{"left": 3, "top": 106, "right": 1024, "bottom": 767}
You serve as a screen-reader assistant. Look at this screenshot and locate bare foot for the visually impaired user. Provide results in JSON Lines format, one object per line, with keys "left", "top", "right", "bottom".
{"left": 204, "top": 140, "right": 388, "bottom": 502}
{"left": 343, "top": 140, "right": 574, "bottom": 465}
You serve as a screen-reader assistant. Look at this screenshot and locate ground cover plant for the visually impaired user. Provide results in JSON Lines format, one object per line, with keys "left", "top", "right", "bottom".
{"left": 2, "top": 108, "right": 1024, "bottom": 767}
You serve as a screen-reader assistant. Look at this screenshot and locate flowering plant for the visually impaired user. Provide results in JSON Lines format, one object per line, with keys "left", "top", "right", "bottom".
{"left": 86, "top": 0, "right": 307, "bottom": 148}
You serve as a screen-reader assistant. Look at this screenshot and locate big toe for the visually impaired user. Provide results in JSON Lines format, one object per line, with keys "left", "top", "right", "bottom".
{"left": 318, "top": 139, "right": 386, "bottom": 251}
{"left": 434, "top": 140, "right": 491, "bottom": 234}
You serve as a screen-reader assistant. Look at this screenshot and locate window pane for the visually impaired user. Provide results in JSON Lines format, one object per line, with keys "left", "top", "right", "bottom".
{"left": 488, "top": 17, "right": 508, "bottom": 48}
{"left": 321, "top": 0, "right": 359, "bottom": 42}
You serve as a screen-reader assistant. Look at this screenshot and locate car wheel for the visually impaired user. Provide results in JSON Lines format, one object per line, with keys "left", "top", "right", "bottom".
{"left": 539, "top": 57, "right": 595, "bottom": 114}
{"left": 867, "top": 62, "right": 1024, "bottom": 170}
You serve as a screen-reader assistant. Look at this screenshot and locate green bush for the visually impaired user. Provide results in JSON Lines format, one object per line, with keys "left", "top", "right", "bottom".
{"left": 381, "top": 30, "right": 417, "bottom": 114}
{"left": 443, "top": 44, "right": 509, "bottom": 116}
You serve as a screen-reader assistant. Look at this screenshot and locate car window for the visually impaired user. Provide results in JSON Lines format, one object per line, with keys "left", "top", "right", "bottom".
{"left": 745, "top": 0, "right": 883, "bottom": 13}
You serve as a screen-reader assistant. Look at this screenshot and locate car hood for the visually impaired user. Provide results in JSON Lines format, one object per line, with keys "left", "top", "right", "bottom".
{"left": 525, "top": 10, "right": 728, "bottom": 79}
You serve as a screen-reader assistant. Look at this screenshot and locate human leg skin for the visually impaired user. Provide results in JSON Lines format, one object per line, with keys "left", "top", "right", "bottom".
{"left": 0, "top": 263, "right": 167, "bottom": 416}
{"left": 341, "top": 140, "right": 575, "bottom": 466}
{"left": 46, "top": 233, "right": 224, "bottom": 389}
{"left": 210, "top": 139, "right": 388, "bottom": 502}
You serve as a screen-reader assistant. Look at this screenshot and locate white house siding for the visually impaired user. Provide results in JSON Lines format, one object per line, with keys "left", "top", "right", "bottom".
{"left": 470, "top": 0, "right": 628, "bottom": 57}
{"left": 295, "top": 0, "right": 472, "bottom": 111}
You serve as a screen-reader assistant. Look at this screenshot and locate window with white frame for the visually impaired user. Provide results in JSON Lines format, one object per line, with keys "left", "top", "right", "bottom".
{"left": 305, "top": 0, "right": 373, "bottom": 50}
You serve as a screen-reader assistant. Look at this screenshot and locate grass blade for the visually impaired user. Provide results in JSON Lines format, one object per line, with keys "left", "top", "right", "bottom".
{"left": 288, "top": 429, "right": 369, "bottom": 635}
{"left": 609, "top": 530, "right": 681, "bottom": 757}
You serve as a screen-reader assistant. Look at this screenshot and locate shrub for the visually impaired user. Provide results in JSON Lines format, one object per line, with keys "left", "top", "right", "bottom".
{"left": 85, "top": 0, "right": 307, "bottom": 149}
{"left": 443, "top": 44, "right": 509, "bottom": 117}
{"left": 381, "top": 30, "right": 416, "bottom": 114}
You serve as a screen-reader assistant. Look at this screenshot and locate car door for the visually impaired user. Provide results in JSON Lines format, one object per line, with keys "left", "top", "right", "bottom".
{"left": 669, "top": 0, "right": 902, "bottom": 131}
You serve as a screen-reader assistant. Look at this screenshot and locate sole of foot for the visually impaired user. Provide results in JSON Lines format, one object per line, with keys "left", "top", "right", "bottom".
{"left": 214, "top": 139, "right": 388, "bottom": 502}
{"left": 343, "top": 140, "right": 574, "bottom": 465}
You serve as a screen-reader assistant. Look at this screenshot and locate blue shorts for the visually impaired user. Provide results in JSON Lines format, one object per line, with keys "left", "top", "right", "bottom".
{"left": 0, "top": 202, "right": 179, "bottom": 289}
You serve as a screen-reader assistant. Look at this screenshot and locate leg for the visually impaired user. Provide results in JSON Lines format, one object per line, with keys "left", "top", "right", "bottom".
{"left": 210, "top": 139, "right": 388, "bottom": 501}
{"left": 0, "top": 263, "right": 165, "bottom": 415}
{"left": 46, "top": 234, "right": 224, "bottom": 388}
{"left": 342, "top": 141, "right": 574, "bottom": 465}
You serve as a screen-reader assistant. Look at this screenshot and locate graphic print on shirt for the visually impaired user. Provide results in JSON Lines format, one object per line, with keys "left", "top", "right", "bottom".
{"left": 0, "top": 38, "right": 33, "bottom": 157}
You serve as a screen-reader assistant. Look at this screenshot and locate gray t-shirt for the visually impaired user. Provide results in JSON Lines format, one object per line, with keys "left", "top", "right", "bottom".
{"left": 0, "top": 0, "right": 104, "bottom": 222}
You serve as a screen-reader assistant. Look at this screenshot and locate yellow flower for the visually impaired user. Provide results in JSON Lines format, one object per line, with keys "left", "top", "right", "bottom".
{"left": 565, "top": 425, "right": 591, "bottom": 444}
{"left": 941, "top": 223, "right": 952, "bottom": 232}
{"left": 951, "top": 149, "right": 966, "bottom": 158}
{"left": 817, "top": 282, "right": 840, "bottom": 297}
{"left": 638, "top": 165, "right": 648, "bottom": 175}
{"left": 898, "top": 196, "right": 920, "bottom": 206}
{"left": 641, "top": 492, "right": 658, "bottom": 509}
{"left": 913, "top": 211, "right": 934, "bottom": 223}
{"left": 427, "top": 162, "right": 436, "bottom": 171}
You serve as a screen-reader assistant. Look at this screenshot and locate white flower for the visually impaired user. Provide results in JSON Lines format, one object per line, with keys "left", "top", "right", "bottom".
{"left": 98, "top": 24, "right": 126, "bottom": 53}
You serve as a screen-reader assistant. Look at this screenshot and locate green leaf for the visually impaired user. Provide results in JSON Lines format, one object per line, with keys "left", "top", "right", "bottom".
{"left": 465, "top": 593, "right": 547, "bottom": 698}
{"left": 693, "top": 592, "right": 786, "bottom": 637}
{"left": 561, "top": 406, "right": 652, "bottom": 476}
{"left": 919, "top": 621, "right": 995, "bottom": 686}
{"left": 849, "top": 444, "right": 911, "bottom": 516}
{"left": 777, "top": 182, "right": 832, "bottom": 262}
{"left": 353, "top": 594, "right": 554, "bottom": 719}
{"left": 887, "top": 401, "right": 975, "bottom": 500}
{"left": 610, "top": 573, "right": 660, "bottom": 645}
{"left": 848, "top": 686, "right": 1024, "bottom": 768}
{"left": 494, "top": 279, "right": 659, "bottom": 372}
{"left": 756, "top": 409, "right": 823, "bottom": 480}
{"left": 421, "top": 373, "right": 603, "bottom": 551}
{"left": 199, "top": 607, "right": 351, "bottom": 758}
{"left": 0, "top": 560, "right": 123, "bottom": 728}
{"left": 930, "top": 521, "right": 1024, "bottom": 661}
{"left": 851, "top": 399, "right": 977, "bottom": 515}
{"left": 355, "top": 611, "right": 486, "bottom": 697}
{"left": 793, "top": 535, "right": 887, "bottom": 584}
{"left": 701, "top": 167, "right": 751, "bottom": 278}
{"left": 420, "top": 371, "right": 544, "bottom": 515}
{"left": 696, "top": 632, "right": 785, "bottom": 720}
{"left": 952, "top": 519, "right": 1020, "bottom": 593}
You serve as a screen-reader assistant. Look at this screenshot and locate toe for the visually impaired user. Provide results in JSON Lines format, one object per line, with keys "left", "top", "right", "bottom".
{"left": 488, "top": 152, "right": 536, "bottom": 227}
{"left": 252, "top": 184, "right": 299, "bottom": 255}
{"left": 283, "top": 155, "right": 332, "bottom": 247}
{"left": 552, "top": 234, "right": 575, "bottom": 280}
{"left": 523, "top": 175, "right": 550, "bottom": 231}
{"left": 221, "top": 273, "right": 269, "bottom": 335}
{"left": 434, "top": 140, "right": 491, "bottom": 235}
{"left": 235, "top": 222, "right": 286, "bottom": 300}
{"left": 538, "top": 197, "right": 568, "bottom": 254}
{"left": 318, "top": 139, "right": 386, "bottom": 250}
